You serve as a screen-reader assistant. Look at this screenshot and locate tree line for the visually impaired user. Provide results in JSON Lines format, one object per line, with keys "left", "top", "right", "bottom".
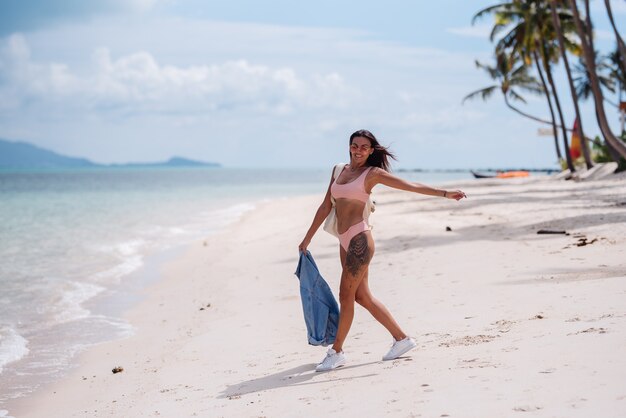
{"left": 464, "top": 0, "right": 626, "bottom": 173}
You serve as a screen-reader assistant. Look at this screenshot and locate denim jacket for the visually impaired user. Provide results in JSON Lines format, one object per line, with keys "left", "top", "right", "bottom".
{"left": 294, "top": 251, "right": 339, "bottom": 346}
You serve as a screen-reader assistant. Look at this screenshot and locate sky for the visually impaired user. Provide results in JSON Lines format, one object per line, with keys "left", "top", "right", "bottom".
{"left": 0, "top": 0, "right": 624, "bottom": 169}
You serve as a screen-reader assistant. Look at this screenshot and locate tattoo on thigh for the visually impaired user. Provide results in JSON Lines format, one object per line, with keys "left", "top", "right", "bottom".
{"left": 346, "top": 233, "right": 370, "bottom": 276}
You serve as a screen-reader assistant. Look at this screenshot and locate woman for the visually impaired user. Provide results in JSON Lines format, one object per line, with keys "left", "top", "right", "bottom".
{"left": 298, "top": 129, "right": 466, "bottom": 372}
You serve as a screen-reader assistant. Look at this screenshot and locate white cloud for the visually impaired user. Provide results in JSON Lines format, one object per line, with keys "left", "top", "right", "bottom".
{"left": 0, "top": 34, "right": 78, "bottom": 97}
{"left": 0, "top": 34, "right": 357, "bottom": 117}
{"left": 446, "top": 24, "right": 492, "bottom": 39}
{"left": 0, "top": 19, "right": 574, "bottom": 168}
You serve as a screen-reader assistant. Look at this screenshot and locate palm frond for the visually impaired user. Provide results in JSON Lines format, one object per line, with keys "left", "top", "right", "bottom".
{"left": 510, "top": 63, "right": 530, "bottom": 78}
{"left": 475, "top": 60, "right": 500, "bottom": 80}
{"left": 599, "top": 75, "right": 617, "bottom": 92}
{"left": 575, "top": 80, "right": 592, "bottom": 100}
{"left": 514, "top": 79, "right": 544, "bottom": 94}
{"left": 472, "top": 3, "right": 510, "bottom": 25}
{"left": 490, "top": 23, "right": 509, "bottom": 42}
{"left": 508, "top": 88, "right": 528, "bottom": 103}
{"left": 495, "top": 22, "right": 527, "bottom": 53}
{"left": 462, "top": 85, "right": 499, "bottom": 103}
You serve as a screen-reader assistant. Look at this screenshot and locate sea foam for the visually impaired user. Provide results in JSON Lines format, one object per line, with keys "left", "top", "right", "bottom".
{"left": 0, "top": 327, "right": 29, "bottom": 375}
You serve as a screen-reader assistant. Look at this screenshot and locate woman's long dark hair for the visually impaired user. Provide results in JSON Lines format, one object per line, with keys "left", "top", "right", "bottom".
{"left": 349, "top": 129, "right": 396, "bottom": 172}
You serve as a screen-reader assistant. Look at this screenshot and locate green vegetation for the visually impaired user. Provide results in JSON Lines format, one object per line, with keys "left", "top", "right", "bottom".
{"left": 591, "top": 134, "right": 626, "bottom": 172}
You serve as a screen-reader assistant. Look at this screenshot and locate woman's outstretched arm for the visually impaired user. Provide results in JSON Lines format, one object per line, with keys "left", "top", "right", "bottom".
{"left": 371, "top": 168, "right": 466, "bottom": 200}
{"left": 298, "top": 172, "right": 335, "bottom": 252}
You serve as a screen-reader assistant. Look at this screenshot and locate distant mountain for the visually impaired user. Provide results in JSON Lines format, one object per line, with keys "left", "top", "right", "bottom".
{"left": 111, "top": 156, "right": 219, "bottom": 168}
{"left": 0, "top": 139, "right": 220, "bottom": 169}
{"left": 0, "top": 138, "right": 97, "bottom": 169}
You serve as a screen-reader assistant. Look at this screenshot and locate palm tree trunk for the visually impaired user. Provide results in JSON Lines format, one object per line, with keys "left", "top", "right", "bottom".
{"left": 568, "top": 0, "right": 626, "bottom": 159}
{"left": 605, "top": 0, "right": 626, "bottom": 74}
{"left": 500, "top": 97, "right": 601, "bottom": 146}
{"left": 604, "top": 0, "right": 626, "bottom": 137}
{"left": 533, "top": 49, "right": 562, "bottom": 161}
{"left": 606, "top": 139, "right": 623, "bottom": 162}
{"left": 501, "top": 95, "right": 552, "bottom": 124}
{"left": 598, "top": 104, "right": 623, "bottom": 161}
{"left": 584, "top": 0, "right": 594, "bottom": 45}
{"left": 539, "top": 40, "right": 575, "bottom": 172}
{"left": 548, "top": 0, "right": 593, "bottom": 168}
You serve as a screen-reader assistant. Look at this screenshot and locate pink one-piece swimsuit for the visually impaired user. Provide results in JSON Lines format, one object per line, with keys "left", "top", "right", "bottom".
{"left": 330, "top": 166, "right": 372, "bottom": 250}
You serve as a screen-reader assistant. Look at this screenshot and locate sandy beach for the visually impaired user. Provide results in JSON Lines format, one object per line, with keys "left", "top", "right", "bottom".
{"left": 7, "top": 173, "right": 626, "bottom": 418}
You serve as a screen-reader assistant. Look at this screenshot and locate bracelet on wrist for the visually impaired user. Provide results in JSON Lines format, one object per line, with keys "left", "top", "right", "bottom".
{"left": 443, "top": 191, "right": 447, "bottom": 198}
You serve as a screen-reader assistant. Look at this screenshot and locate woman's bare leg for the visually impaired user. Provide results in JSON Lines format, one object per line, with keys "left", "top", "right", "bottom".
{"left": 335, "top": 232, "right": 407, "bottom": 343}
{"left": 331, "top": 231, "right": 372, "bottom": 354}
{"left": 355, "top": 275, "right": 407, "bottom": 341}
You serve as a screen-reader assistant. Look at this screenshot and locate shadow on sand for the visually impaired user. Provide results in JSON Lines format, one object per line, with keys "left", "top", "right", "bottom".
{"left": 218, "top": 361, "right": 379, "bottom": 399}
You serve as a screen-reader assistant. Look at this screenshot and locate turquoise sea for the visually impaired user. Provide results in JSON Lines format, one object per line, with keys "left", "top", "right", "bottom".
{"left": 0, "top": 167, "right": 471, "bottom": 404}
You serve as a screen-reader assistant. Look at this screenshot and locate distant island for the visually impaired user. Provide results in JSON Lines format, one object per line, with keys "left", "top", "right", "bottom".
{"left": 0, "top": 139, "right": 220, "bottom": 169}
{"left": 108, "top": 156, "right": 220, "bottom": 168}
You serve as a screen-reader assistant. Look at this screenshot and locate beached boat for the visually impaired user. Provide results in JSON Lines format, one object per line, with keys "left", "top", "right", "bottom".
{"left": 470, "top": 170, "right": 495, "bottom": 178}
{"left": 471, "top": 170, "right": 530, "bottom": 179}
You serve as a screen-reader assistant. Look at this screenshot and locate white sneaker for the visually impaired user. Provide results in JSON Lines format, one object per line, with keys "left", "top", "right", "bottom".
{"left": 315, "top": 348, "right": 346, "bottom": 372}
{"left": 382, "top": 337, "right": 417, "bottom": 361}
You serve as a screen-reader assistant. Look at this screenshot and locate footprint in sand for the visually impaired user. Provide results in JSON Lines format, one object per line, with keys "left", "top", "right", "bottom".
{"left": 490, "top": 319, "right": 515, "bottom": 333}
{"left": 383, "top": 359, "right": 404, "bottom": 369}
{"left": 567, "top": 327, "right": 607, "bottom": 336}
{"left": 457, "top": 358, "right": 498, "bottom": 369}
{"left": 439, "top": 334, "right": 498, "bottom": 347}
{"left": 422, "top": 332, "right": 451, "bottom": 344}
{"left": 568, "top": 313, "right": 620, "bottom": 323}
{"left": 513, "top": 405, "right": 543, "bottom": 412}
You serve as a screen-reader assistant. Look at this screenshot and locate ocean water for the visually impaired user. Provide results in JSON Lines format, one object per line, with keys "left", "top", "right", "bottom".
{"left": 0, "top": 167, "right": 471, "bottom": 404}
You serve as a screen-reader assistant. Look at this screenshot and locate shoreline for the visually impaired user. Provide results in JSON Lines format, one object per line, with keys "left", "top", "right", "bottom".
{"left": 0, "top": 196, "right": 265, "bottom": 410}
{"left": 6, "top": 174, "right": 626, "bottom": 417}
{"left": 0, "top": 171, "right": 466, "bottom": 411}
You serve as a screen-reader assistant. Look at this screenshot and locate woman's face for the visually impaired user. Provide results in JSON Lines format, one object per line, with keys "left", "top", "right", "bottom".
{"left": 350, "top": 136, "right": 373, "bottom": 165}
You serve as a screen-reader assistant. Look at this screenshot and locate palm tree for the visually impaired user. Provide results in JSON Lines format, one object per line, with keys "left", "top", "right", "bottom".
{"left": 473, "top": 0, "right": 576, "bottom": 170}
{"left": 463, "top": 53, "right": 545, "bottom": 119}
{"left": 567, "top": 0, "right": 626, "bottom": 159}
{"left": 538, "top": 37, "right": 576, "bottom": 171}
{"left": 474, "top": 2, "right": 563, "bottom": 151}
{"left": 464, "top": 52, "right": 600, "bottom": 136}
{"left": 548, "top": 0, "right": 593, "bottom": 168}
{"left": 574, "top": 48, "right": 622, "bottom": 161}
{"left": 533, "top": 48, "right": 563, "bottom": 159}
{"left": 572, "top": 53, "right": 616, "bottom": 104}
{"left": 604, "top": 0, "right": 626, "bottom": 72}
{"left": 461, "top": 52, "right": 574, "bottom": 163}
{"left": 608, "top": 47, "right": 625, "bottom": 110}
